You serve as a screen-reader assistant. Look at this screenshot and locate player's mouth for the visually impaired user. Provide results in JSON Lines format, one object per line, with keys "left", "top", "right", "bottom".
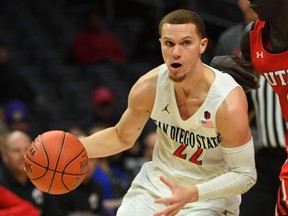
{"left": 171, "top": 63, "right": 182, "bottom": 68}
{"left": 169, "top": 62, "right": 182, "bottom": 75}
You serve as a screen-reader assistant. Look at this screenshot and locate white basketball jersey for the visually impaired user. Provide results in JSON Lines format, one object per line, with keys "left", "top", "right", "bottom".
{"left": 151, "top": 64, "right": 240, "bottom": 186}
{"left": 117, "top": 64, "right": 242, "bottom": 215}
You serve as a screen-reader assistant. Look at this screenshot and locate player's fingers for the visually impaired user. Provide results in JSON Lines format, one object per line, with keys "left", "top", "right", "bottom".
{"left": 233, "top": 56, "right": 252, "bottom": 66}
{"left": 159, "top": 176, "right": 174, "bottom": 189}
{"left": 153, "top": 203, "right": 181, "bottom": 216}
{"left": 227, "top": 68, "right": 260, "bottom": 90}
{"left": 154, "top": 197, "right": 171, "bottom": 205}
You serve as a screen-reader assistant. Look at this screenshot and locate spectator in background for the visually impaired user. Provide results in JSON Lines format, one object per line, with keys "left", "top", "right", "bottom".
{"left": 123, "top": 131, "right": 157, "bottom": 182}
{"left": 55, "top": 157, "right": 113, "bottom": 216}
{"left": 213, "top": 0, "right": 286, "bottom": 215}
{"left": 70, "top": 10, "right": 127, "bottom": 65}
{"left": 143, "top": 130, "right": 157, "bottom": 161}
{"left": 80, "top": 86, "right": 119, "bottom": 131}
{"left": 133, "top": 14, "right": 162, "bottom": 64}
{"left": 122, "top": 138, "right": 145, "bottom": 182}
{"left": 0, "top": 131, "right": 62, "bottom": 216}
{"left": 89, "top": 124, "right": 130, "bottom": 215}
{"left": 0, "top": 129, "right": 39, "bottom": 216}
{"left": 0, "top": 185, "right": 39, "bottom": 216}
{"left": 4, "top": 100, "right": 34, "bottom": 137}
{"left": 92, "top": 157, "right": 130, "bottom": 215}
{"left": 0, "top": 40, "right": 36, "bottom": 109}
{"left": 0, "top": 107, "right": 9, "bottom": 165}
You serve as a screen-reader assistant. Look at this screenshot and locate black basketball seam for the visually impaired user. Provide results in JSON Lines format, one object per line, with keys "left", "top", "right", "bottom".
{"left": 40, "top": 134, "right": 50, "bottom": 176}
{"left": 25, "top": 136, "right": 50, "bottom": 179}
{"left": 32, "top": 140, "right": 39, "bottom": 151}
{"left": 62, "top": 148, "right": 88, "bottom": 188}
{"left": 61, "top": 139, "right": 88, "bottom": 190}
{"left": 48, "top": 131, "right": 69, "bottom": 193}
{"left": 63, "top": 148, "right": 87, "bottom": 174}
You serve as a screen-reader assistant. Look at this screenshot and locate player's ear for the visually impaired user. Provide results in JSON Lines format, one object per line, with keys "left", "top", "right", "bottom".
{"left": 199, "top": 38, "right": 208, "bottom": 54}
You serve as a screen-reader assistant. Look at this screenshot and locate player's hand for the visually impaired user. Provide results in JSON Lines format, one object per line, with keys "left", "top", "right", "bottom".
{"left": 210, "top": 55, "right": 260, "bottom": 92}
{"left": 154, "top": 176, "right": 198, "bottom": 216}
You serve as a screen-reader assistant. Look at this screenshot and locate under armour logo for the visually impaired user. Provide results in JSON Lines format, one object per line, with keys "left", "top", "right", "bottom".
{"left": 256, "top": 51, "right": 264, "bottom": 58}
{"left": 162, "top": 104, "right": 170, "bottom": 114}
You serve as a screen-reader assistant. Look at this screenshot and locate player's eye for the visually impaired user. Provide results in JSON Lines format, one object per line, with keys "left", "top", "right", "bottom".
{"left": 183, "top": 40, "right": 191, "bottom": 46}
{"left": 165, "top": 41, "right": 174, "bottom": 47}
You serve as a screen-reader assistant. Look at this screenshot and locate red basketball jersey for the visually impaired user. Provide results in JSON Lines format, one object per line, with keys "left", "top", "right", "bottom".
{"left": 250, "top": 20, "right": 288, "bottom": 122}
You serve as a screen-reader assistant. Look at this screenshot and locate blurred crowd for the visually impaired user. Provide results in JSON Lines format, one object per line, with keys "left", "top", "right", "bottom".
{"left": 0, "top": 0, "right": 284, "bottom": 216}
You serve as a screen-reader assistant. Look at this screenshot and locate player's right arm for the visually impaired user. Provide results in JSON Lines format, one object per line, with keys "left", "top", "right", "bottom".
{"left": 82, "top": 66, "right": 159, "bottom": 158}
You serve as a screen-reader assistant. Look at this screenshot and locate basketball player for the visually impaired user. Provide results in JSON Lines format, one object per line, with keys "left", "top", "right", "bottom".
{"left": 211, "top": 0, "right": 288, "bottom": 215}
{"left": 82, "top": 9, "right": 257, "bottom": 215}
{"left": 213, "top": 1, "right": 286, "bottom": 215}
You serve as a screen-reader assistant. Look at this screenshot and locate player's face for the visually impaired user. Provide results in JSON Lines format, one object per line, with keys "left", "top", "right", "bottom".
{"left": 249, "top": 0, "right": 285, "bottom": 21}
{"left": 160, "top": 23, "right": 207, "bottom": 82}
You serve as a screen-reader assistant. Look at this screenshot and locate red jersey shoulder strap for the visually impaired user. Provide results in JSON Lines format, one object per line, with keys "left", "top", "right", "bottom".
{"left": 251, "top": 20, "right": 266, "bottom": 31}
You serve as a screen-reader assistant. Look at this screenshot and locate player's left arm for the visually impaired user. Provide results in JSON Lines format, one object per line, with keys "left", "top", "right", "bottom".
{"left": 196, "top": 86, "right": 257, "bottom": 200}
{"left": 218, "top": 86, "right": 253, "bottom": 147}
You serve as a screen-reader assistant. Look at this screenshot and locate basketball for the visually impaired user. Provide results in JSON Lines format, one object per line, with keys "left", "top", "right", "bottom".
{"left": 24, "top": 130, "right": 88, "bottom": 195}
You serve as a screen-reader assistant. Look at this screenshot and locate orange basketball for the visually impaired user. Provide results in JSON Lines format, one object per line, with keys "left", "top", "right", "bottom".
{"left": 24, "top": 130, "right": 88, "bottom": 195}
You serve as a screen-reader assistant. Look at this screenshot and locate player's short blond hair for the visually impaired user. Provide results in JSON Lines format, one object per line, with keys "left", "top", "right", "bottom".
{"left": 159, "top": 9, "right": 206, "bottom": 39}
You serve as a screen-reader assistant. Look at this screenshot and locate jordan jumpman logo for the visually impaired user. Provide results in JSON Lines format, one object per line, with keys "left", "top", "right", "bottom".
{"left": 162, "top": 104, "right": 170, "bottom": 114}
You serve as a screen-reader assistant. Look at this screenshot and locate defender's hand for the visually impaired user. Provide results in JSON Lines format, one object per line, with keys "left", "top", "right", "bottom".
{"left": 211, "top": 55, "right": 260, "bottom": 92}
